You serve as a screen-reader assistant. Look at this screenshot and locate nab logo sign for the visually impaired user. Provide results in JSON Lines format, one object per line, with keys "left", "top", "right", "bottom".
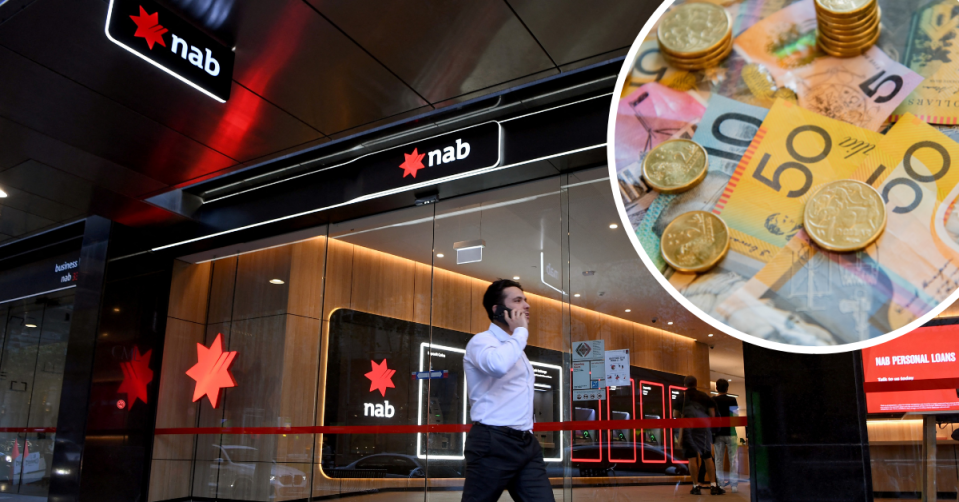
{"left": 399, "top": 139, "right": 471, "bottom": 179}
{"left": 106, "top": 0, "right": 234, "bottom": 102}
{"left": 363, "top": 359, "right": 396, "bottom": 418}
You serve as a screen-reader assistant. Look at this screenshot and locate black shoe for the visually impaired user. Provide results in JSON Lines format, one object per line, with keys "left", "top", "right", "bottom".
{"left": 690, "top": 485, "right": 702, "bottom": 495}
{"left": 711, "top": 485, "right": 726, "bottom": 495}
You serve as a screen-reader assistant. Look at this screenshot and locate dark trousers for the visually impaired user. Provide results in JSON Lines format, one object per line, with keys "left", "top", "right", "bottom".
{"left": 462, "top": 423, "right": 554, "bottom": 502}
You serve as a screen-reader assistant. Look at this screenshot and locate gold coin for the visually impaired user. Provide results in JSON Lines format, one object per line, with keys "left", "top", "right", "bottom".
{"left": 819, "top": 25, "right": 878, "bottom": 46}
{"left": 818, "top": 27, "right": 879, "bottom": 52}
{"left": 817, "top": 27, "right": 880, "bottom": 57}
{"left": 817, "top": 7, "right": 879, "bottom": 32}
{"left": 660, "top": 29, "right": 732, "bottom": 59}
{"left": 815, "top": 0, "right": 874, "bottom": 16}
{"left": 772, "top": 87, "right": 799, "bottom": 102}
{"left": 661, "top": 211, "right": 731, "bottom": 273}
{"left": 803, "top": 179, "right": 886, "bottom": 252}
{"left": 657, "top": 3, "right": 731, "bottom": 57}
{"left": 642, "top": 139, "right": 709, "bottom": 194}
{"left": 665, "top": 43, "right": 733, "bottom": 70}
{"left": 818, "top": 13, "right": 879, "bottom": 39}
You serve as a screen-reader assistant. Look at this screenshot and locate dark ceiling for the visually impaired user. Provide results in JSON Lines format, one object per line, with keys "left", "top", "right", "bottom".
{"left": 0, "top": 0, "right": 661, "bottom": 244}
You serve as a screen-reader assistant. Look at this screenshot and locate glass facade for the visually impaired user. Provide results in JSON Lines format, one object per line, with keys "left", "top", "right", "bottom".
{"left": 0, "top": 291, "right": 74, "bottom": 499}
{"left": 148, "top": 166, "right": 749, "bottom": 501}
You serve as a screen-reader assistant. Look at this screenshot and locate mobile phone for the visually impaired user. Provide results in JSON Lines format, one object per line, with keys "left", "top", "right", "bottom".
{"left": 493, "top": 304, "right": 513, "bottom": 322}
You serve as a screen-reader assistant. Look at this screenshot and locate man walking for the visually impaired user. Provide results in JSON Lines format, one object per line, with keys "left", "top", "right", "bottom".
{"left": 462, "top": 279, "right": 553, "bottom": 502}
{"left": 712, "top": 378, "right": 739, "bottom": 493}
{"left": 679, "top": 375, "right": 724, "bottom": 496}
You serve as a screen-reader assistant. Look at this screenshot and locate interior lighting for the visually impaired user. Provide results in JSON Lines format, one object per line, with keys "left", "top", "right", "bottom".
{"left": 24, "top": 323, "right": 36, "bottom": 328}
{"left": 436, "top": 253, "right": 444, "bottom": 258}
{"left": 708, "top": 333, "right": 714, "bottom": 337}
{"left": 269, "top": 279, "right": 285, "bottom": 285}
{"left": 513, "top": 276, "right": 520, "bottom": 280}
{"left": 668, "top": 321, "right": 673, "bottom": 325}
{"left": 113, "top": 307, "right": 121, "bottom": 313}
{"left": 609, "top": 223, "right": 618, "bottom": 229}
{"left": 573, "top": 293, "right": 581, "bottom": 297}
{"left": 0, "top": 188, "right": 6, "bottom": 198}
{"left": 625, "top": 309, "right": 631, "bottom": 313}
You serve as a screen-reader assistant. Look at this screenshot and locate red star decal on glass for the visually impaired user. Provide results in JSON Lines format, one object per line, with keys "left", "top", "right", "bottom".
{"left": 364, "top": 359, "right": 396, "bottom": 397}
{"left": 399, "top": 148, "right": 426, "bottom": 178}
{"left": 186, "top": 333, "right": 237, "bottom": 408}
{"left": 118, "top": 346, "right": 153, "bottom": 406}
{"left": 130, "top": 6, "right": 168, "bottom": 50}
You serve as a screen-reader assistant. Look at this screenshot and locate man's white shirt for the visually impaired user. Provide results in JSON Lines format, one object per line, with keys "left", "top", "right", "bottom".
{"left": 463, "top": 323, "right": 535, "bottom": 432}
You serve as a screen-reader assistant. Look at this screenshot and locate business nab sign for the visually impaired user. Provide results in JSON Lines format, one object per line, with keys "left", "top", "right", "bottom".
{"left": 105, "top": 0, "right": 234, "bottom": 102}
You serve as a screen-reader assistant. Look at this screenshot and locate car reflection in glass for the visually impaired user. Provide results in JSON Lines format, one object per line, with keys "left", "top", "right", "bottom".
{"left": 332, "top": 453, "right": 463, "bottom": 478}
{"left": 207, "top": 445, "right": 308, "bottom": 500}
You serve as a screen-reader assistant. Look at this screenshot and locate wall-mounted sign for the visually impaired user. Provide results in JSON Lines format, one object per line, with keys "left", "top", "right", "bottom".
{"left": 105, "top": 0, "right": 234, "bottom": 102}
{"left": 118, "top": 346, "right": 153, "bottom": 407}
{"left": 0, "top": 251, "right": 80, "bottom": 304}
{"left": 186, "top": 333, "right": 237, "bottom": 407}
{"left": 605, "top": 349, "right": 630, "bottom": 387}
{"left": 572, "top": 340, "right": 605, "bottom": 401}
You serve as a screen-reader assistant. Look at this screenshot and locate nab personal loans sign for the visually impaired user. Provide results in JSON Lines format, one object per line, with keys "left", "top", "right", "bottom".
{"left": 105, "top": 0, "right": 234, "bottom": 102}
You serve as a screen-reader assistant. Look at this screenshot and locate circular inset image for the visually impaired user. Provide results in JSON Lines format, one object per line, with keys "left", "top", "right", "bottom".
{"left": 607, "top": 0, "right": 959, "bottom": 353}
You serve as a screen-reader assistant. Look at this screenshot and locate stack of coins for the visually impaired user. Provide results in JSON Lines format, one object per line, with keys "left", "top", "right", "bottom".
{"left": 657, "top": 3, "right": 733, "bottom": 71}
{"left": 815, "top": 0, "right": 881, "bottom": 58}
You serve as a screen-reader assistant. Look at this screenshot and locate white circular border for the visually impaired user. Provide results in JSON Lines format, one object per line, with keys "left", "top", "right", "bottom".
{"left": 606, "top": 0, "right": 959, "bottom": 355}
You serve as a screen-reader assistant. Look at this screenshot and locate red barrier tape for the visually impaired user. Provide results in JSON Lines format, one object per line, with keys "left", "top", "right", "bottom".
{"left": 863, "top": 377, "right": 959, "bottom": 393}
{"left": 0, "top": 428, "right": 57, "bottom": 433}
{"left": 155, "top": 416, "right": 747, "bottom": 435}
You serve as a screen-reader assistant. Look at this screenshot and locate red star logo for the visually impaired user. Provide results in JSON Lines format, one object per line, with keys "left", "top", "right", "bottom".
{"left": 186, "top": 333, "right": 237, "bottom": 408}
{"left": 364, "top": 359, "right": 396, "bottom": 397}
{"left": 130, "top": 6, "right": 168, "bottom": 50}
{"left": 118, "top": 346, "right": 153, "bottom": 406}
{"left": 399, "top": 148, "right": 426, "bottom": 178}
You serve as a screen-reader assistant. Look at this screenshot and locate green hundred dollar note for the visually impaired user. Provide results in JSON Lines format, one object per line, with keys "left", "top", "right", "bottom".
{"left": 715, "top": 114, "right": 959, "bottom": 345}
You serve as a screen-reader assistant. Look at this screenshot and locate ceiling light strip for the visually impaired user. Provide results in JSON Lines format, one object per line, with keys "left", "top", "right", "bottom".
{"left": 151, "top": 143, "right": 605, "bottom": 252}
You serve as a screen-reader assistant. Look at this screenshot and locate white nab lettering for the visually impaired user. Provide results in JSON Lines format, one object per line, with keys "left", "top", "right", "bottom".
{"left": 171, "top": 34, "right": 220, "bottom": 76}
{"left": 427, "top": 139, "right": 471, "bottom": 167}
{"left": 363, "top": 400, "right": 395, "bottom": 418}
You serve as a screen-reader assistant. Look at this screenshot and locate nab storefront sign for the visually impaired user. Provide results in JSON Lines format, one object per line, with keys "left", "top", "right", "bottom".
{"left": 105, "top": 0, "right": 234, "bottom": 102}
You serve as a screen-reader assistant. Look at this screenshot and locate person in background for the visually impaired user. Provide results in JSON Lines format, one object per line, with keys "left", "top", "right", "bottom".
{"left": 712, "top": 378, "right": 739, "bottom": 493}
{"left": 679, "top": 375, "right": 723, "bottom": 496}
{"left": 461, "top": 279, "right": 554, "bottom": 502}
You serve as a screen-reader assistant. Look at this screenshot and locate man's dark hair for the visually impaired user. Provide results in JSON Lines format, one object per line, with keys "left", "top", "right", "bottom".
{"left": 684, "top": 375, "right": 697, "bottom": 388}
{"left": 716, "top": 378, "right": 729, "bottom": 393}
{"left": 483, "top": 279, "right": 523, "bottom": 321}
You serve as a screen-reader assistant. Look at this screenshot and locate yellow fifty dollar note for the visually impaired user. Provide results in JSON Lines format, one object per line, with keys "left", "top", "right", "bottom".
{"left": 713, "top": 99, "right": 882, "bottom": 258}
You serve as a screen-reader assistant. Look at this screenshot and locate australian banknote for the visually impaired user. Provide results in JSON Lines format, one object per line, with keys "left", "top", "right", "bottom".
{"left": 715, "top": 115, "right": 959, "bottom": 345}
{"left": 714, "top": 99, "right": 883, "bottom": 258}
{"left": 890, "top": 0, "right": 959, "bottom": 125}
{"left": 733, "top": 0, "right": 923, "bottom": 131}
{"left": 615, "top": 83, "right": 704, "bottom": 231}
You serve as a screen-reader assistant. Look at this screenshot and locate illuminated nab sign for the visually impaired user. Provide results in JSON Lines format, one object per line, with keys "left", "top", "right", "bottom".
{"left": 105, "top": 0, "right": 234, "bottom": 102}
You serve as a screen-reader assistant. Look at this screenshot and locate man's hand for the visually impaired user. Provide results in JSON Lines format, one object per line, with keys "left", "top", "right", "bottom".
{"left": 505, "top": 307, "right": 529, "bottom": 332}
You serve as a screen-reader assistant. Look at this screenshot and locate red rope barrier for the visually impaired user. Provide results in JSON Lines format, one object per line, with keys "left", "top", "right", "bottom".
{"left": 155, "top": 416, "right": 747, "bottom": 435}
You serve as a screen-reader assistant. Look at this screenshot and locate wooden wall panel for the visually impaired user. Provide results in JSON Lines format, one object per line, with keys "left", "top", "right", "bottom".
{"left": 323, "top": 239, "right": 354, "bottom": 320}
{"left": 153, "top": 318, "right": 203, "bottom": 460}
{"left": 528, "top": 293, "right": 563, "bottom": 352}
{"left": 277, "top": 315, "right": 321, "bottom": 463}
{"left": 412, "top": 262, "right": 431, "bottom": 325}
{"left": 431, "top": 268, "right": 473, "bottom": 332}
{"left": 233, "top": 246, "right": 293, "bottom": 320}
{"left": 168, "top": 260, "right": 211, "bottom": 324}
{"left": 288, "top": 237, "right": 327, "bottom": 319}
{"left": 470, "top": 279, "right": 492, "bottom": 333}
{"left": 349, "top": 246, "right": 415, "bottom": 321}
{"left": 692, "top": 341, "right": 710, "bottom": 391}
{"left": 208, "top": 256, "right": 237, "bottom": 324}
{"left": 147, "top": 460, "right": 192, "bottom": 502}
